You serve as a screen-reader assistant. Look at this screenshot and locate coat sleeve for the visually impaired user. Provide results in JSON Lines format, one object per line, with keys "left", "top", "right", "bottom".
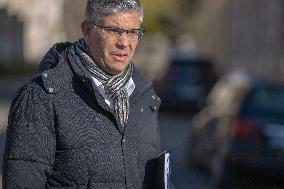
{"left": 2, "top": 83, "right": 56, "bottom": 189}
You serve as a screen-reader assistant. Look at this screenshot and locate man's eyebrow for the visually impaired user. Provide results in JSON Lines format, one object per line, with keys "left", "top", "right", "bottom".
{"left": 103, "top": 24, "right": 141, "bottom": 30}
{"left": 103, "top": 24, "right": 120, "bottom": 28}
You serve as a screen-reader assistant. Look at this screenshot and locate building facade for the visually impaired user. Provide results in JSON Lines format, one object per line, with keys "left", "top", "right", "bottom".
{"left": 0, "top": 8, "right": 23, "bottom": 62}
{"left": 0, "top": 0, "right": 65, "bottom": 63}
{"left": 222, "top": 0, "right": 284, "bottom": 81}
{"left": 193, "top": 0, "right": 284, "bottom": 82}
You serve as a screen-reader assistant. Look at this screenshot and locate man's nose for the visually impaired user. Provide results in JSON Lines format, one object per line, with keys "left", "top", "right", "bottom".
{"left": 115, "top": 33, "right": 129, "bottom": 49}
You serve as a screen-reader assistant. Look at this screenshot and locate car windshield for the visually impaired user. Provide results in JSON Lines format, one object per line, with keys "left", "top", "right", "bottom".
{"left": 240, "top": 84, "right": 284, "bottom": 118}
{"left": 169, "top": 59, "right": 216, "bottom": 84}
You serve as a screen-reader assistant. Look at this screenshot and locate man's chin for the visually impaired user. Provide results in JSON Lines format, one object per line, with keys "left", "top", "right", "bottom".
{"left": 112, "top": 63, "right": 130, "bottom": 74}
{"left": 106, "top": 66, "right": 126, "bottom": 75}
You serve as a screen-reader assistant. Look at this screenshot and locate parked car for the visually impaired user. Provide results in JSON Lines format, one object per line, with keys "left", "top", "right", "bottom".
{"left": 157, "top": 55, "right": 217, "bottom": 112}
{"left": 190, "top": 71, "right": 284, "bottom": 187}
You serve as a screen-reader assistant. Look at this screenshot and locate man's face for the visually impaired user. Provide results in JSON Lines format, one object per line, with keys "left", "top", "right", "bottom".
{"left": 82, "top": 10, "right": 141, "bottom": 75}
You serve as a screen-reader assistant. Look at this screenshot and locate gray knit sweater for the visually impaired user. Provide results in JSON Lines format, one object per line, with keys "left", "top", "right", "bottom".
{"left": 3, "top": 43, "right": 162, "bottom": 189}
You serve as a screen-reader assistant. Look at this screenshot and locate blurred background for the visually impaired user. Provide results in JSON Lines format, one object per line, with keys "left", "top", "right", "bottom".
{"left": 1, "top": 0, "right": 284, "bottom": 188}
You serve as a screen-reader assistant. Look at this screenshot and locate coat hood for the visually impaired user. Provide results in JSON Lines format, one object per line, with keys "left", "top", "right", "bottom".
{"left": 38, "top": 42, "right": 71, "bottom": 73}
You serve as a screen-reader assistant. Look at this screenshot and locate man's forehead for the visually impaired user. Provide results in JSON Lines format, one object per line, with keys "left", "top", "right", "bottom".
{"left": 99, "top": 10, "right": 141, "bottom": 25}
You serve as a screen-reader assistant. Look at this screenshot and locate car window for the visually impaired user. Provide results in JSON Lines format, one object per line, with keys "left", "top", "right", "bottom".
{"left": 168, "top": 59, "right": 216, "bottom": 84}
{"left": 240, "top": 85, "right": 284, "bottom": 118}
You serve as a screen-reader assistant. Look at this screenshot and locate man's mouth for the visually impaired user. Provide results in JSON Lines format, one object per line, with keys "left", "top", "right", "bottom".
{"left": 111, "top": 53, "right": 128, "bottom": 62}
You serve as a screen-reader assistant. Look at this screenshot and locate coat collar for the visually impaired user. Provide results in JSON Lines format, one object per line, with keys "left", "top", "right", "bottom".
{"left": 39, "top": 41, "right": 154, "bottom": 133}
{"left": 39, "top": 41, "right": 153, "bottom": 98}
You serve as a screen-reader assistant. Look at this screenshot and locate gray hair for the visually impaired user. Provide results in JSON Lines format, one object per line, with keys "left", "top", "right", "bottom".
{"left": 85, "top": 0, "right": 144, "bottom": 23}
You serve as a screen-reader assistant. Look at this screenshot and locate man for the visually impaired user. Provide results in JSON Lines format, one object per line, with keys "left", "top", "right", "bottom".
{"left": 3, "top": 0, "right": 163, "bottom": 188}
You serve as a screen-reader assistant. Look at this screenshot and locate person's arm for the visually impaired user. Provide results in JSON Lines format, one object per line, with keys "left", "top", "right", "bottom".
{"left": 2, "top": 82, "right": 56, "bottom": 189}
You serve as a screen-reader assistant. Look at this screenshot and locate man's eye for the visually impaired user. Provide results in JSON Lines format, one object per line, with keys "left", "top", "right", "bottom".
{"left": 128, "top": 30, "right": 138, "bottom": 35}
{"left": 105, "top": 28, "right": 118, "bottom": 33}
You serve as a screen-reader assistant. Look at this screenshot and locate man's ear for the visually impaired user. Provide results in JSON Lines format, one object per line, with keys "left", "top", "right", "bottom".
{"left": 81, "top": 21, "right": 91, "bottom": 45}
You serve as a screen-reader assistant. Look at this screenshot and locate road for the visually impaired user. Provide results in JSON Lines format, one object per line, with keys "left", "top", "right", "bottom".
{"left": 159, "top": 112, "right": 211, "bottom": 189}
{"left": 0, "top": 77, "right": 212, "bottom": 189}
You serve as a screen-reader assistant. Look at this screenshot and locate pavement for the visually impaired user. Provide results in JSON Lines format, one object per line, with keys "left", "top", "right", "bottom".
{"left": 159, "top": 112, "right": 211, "bottom": 189}
{"left": 0, "top": 101, "right": 9, "bottom": 131}
{"left": 0, "top": 100, "right": 9, "bottom": 189}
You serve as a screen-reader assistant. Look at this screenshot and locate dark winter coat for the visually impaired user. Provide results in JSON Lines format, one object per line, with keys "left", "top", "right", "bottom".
{"left": 3, "top": 42, "right": 162, "bottom": 189}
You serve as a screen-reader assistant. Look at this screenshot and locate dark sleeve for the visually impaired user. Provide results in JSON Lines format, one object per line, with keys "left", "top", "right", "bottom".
{"left": 151, "top": 92, "right": 162, "bottom": 170}
{"left": 2, "top": 83, "right": 56, "bottom": 189}
{"left": 155, "top": 112, "right": 162, "bottom": 154}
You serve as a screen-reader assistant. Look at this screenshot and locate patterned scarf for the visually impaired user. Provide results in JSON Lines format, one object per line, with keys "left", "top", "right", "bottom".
{"left": 68, "top": 39, "right": 133, "bottom": 127}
